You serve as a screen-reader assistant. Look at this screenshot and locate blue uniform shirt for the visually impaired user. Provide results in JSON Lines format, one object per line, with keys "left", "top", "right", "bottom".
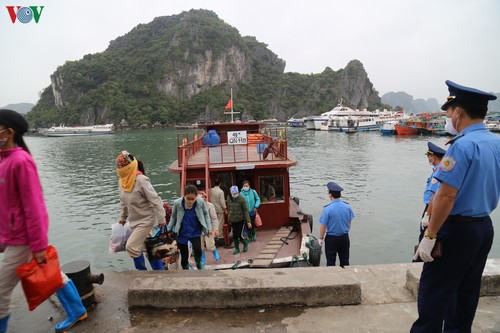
{"left": 177, "top": 199, "right": 202, "bottom": 244}
{"left": 434, "top": 122, "right": 500, "bottom": 217}
{"left": 319, "top": 199, "right": 355, "bottom": 236}
{"left": 423, "top": 165, "right": 441, "bottom": 205}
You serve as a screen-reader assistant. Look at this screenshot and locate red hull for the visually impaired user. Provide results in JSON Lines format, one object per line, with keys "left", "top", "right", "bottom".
{"left": 395, "top": 124, "right": 419, "bottom": 135}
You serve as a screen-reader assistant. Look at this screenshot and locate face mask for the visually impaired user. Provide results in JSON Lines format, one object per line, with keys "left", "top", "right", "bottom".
{"left": 242, "top": 186, "right": 250, "bottom": 191}
{"left": 444, "top": 117, "right": 459, "bottom": 135}
{"left": 0, "top": 129, "right": 7, "bottom": 149}
{"left": 231, "top": 193, "right": 239, "bottom": 198}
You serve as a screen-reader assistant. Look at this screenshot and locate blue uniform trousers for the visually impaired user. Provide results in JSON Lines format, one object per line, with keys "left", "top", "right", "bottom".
{"left": 410, "top": 216, "right": 494, "bottom": 333}
{"left": 324, "top": 234, "right": 350, "bottom": 267}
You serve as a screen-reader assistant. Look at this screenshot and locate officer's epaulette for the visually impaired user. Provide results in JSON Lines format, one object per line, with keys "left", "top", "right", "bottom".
{"left": 343, "top": 201, "right": 350, "bottom": 205}
{"left": 445, "top": 133, "right": 464, "bottom": 145}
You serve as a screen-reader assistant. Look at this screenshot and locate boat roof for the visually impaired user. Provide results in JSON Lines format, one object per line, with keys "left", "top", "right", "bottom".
{"left": 169, "top": 122, "right": 297, "bottom": 173}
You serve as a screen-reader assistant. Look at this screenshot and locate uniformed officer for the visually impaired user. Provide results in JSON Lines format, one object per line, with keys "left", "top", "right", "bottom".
{"left": 318, "top": 182, "right": 355, "bottom": 267}
{"left": 419, "top": 142, "right": 446, "bottom": 241}
{"left": 411, "top": 81, "right": 500, "bottom": 333}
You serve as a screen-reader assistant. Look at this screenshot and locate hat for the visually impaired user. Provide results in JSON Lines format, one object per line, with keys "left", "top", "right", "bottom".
{"left": 0, "top": 109, "right": 29, "bottom": 135}
{"left": 441, "top": 80, "right": 497, "bottom": 110}
{"left": 230, "top": 185, "right": 239, "bottom": 194}
{"left": 327, "top": 182, "right": 343, "bottom": 192}
{"left": 116, "top": 150, "right": 134, "bottom": 168}
{"left": 426, "top": 142, "right": 446, "bottom": 157}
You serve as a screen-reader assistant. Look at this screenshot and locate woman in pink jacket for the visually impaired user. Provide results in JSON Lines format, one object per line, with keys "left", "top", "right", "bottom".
{"left": 0, "top": 109, "right": 87, "bottom": 333}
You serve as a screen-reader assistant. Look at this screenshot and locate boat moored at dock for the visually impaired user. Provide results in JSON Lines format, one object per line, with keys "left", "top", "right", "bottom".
{"left": 168, "top": 121, "right": 321, "bottom": 269}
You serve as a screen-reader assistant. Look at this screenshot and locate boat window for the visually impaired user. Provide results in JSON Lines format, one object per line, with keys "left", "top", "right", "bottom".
{"left": 258, "top": 176, "right": 284, "bottom": 203}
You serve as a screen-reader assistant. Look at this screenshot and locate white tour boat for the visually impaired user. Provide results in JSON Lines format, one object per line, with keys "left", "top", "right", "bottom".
{"left": 43, "top": 124, "right": 114, "bottom": 137}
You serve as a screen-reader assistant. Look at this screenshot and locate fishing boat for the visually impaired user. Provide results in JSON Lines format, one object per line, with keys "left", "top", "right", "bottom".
{"left": 168, "top": 120, "right": 321, "bottom": 269}
{"left": 43, "top": 124, "right": 114, "bottom": 137}
{"left": 379, "top": 120, "right": 398, "bottom": 135}
{"left": 395, "top": 112, "right": 446, "bottom": 135}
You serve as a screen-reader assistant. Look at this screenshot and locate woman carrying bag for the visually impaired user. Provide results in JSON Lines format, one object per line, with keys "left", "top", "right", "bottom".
{"left": 116, "top": 152, "right": 166, "bottom": 270}
{"left": 167, "top": 185, "right": 211, "bottom": 270}
{"left": 0, "top": 109, "right": 87, "bottom": 333}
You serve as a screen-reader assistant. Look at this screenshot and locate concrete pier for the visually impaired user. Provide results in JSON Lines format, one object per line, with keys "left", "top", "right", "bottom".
{"left": 7, "top": 259, "right": 500, "bottom": 332}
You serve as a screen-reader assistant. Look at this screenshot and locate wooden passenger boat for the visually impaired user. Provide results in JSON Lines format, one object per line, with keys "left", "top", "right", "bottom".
{"left": 168, "top": 121, "right": 321, "bottom": 269}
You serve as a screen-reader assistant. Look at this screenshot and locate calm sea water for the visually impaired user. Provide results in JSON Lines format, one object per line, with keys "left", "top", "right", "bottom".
{"left": 7, "top": 128, "right": 500, "bottom": 271}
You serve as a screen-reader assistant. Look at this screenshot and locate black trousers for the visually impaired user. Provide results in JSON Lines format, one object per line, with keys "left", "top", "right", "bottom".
{"left": 324, "top": 234, "right": 350, "bottom": 267}
{"left": 178, "top": 237, "right": 202, "bottom": 268}
{"left": 231, "top": 221, "right": 245, "bottom": 241}
{"left": 410, "top": 216, "right": 494, "bottom": 333}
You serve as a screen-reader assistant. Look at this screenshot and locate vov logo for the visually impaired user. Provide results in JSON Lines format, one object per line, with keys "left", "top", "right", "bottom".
{"left": 6, "top": 6, "right": 44, "bottom": 23}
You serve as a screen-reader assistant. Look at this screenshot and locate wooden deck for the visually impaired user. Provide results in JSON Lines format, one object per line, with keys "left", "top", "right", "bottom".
{"left": 203, "top": 226, "right": 302, "bottom": 269}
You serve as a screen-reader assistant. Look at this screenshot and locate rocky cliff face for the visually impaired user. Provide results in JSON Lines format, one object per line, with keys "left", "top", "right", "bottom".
{"left": 338, "top": 60, "right": 378, "bottom": 110}
{"left": 158, "top": 46, "right": 252, "bottom": 99}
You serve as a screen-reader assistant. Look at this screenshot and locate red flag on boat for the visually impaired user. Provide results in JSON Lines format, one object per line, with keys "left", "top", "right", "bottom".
{"left": 224, "top": 99, "right": 232, "bottom": 110}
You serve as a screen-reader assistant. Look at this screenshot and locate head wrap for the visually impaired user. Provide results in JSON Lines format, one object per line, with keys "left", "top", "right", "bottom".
{"left": 116, "top": 151, "right": 138, "bottom": 192}
{"left": 0, "top": 109, "right": 29, "bottom": 135}
{"left": 230, "top": 185, "right": 239, "bottom": 194}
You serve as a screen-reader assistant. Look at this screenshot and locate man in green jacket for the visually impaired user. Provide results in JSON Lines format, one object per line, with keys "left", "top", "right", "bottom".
{"left": 226, "top": 185, "right": 251, "bottom": 254}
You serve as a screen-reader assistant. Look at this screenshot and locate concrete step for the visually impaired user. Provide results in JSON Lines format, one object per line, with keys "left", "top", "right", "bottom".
{"left": 405, "top": 258, "right": 500, "bottom": 300}
{"left": 128, "top": 267, "right": 361, "bottom": 309}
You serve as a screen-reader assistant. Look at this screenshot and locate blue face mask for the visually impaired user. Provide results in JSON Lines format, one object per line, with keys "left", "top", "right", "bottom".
{"left": 242, "top": 186, "right": 250, "bottom": 191}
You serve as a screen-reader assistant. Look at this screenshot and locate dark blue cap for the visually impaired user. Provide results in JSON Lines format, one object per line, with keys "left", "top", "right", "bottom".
{"left": 327, "top": 182, "right": 343, "bottom": 192}
{"left": 441, "top": 80, "right": 497, "bottom": 110}
{"left": 426, "top": 142, "right": 446, "bottom": 157}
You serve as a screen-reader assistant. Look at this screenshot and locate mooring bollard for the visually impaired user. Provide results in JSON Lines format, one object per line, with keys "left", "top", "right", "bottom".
{"left": 61, "top": 260, "right": 104, "bottom": 309}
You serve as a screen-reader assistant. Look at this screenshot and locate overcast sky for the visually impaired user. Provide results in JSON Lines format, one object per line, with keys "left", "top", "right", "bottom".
{"left": 1, "top": 0, "right": 499, "bottom": 108}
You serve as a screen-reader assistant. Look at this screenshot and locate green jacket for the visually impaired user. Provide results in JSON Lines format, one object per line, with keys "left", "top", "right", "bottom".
{"left": 226, "top": 194, "right": 251, "bottom": 224}
{"left": 167, "top": 197, "right": 211, "bottom": 235}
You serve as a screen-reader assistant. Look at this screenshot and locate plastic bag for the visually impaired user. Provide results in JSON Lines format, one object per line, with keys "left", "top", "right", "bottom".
{"left": 16, "top": 245, "right": 64, "bottom": 311}
{"left": 255, "top": 213, "right": 263, "bottom": 227}
{"left": 109, "top": 222, "right": 132, "bottom": 254}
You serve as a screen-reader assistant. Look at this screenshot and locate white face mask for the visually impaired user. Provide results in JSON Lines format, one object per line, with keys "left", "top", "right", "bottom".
{"left": 445, "top": 117, "right": 459, "bottom": 135}
{"left": 231, "top": 193, "right": 239, "bottom": 198}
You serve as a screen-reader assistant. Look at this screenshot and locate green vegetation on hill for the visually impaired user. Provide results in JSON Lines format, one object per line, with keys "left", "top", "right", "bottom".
{"left": 27, "top": 9, "right": 388, "bottom": 128}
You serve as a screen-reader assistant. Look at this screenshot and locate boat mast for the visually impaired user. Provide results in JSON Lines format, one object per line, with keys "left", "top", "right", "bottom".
{"left": 224, "top": 88, "right": 239, "bottom": 123}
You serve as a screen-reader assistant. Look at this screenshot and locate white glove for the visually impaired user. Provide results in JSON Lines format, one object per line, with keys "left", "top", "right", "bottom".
{"left": 421, "top": 214, "right": 430, "bottom": 230}
{"left": 318, "top": 238, "right": 323, "bottom": 247}
{"left": 413, "top": 237, "right": 436, "bottom": 262}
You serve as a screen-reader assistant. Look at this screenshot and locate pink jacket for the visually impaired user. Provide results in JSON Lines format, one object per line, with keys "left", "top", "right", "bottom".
{"left": 0, "top": 147, "right": 49, "bottom": 252}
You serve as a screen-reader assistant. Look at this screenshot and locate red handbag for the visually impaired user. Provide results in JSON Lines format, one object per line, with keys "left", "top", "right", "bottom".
{"left": 255, "top": 213, "right": 263, "bottom": 227}
{"left": 16, "top": 245, "right": 64, "bottom": 311}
